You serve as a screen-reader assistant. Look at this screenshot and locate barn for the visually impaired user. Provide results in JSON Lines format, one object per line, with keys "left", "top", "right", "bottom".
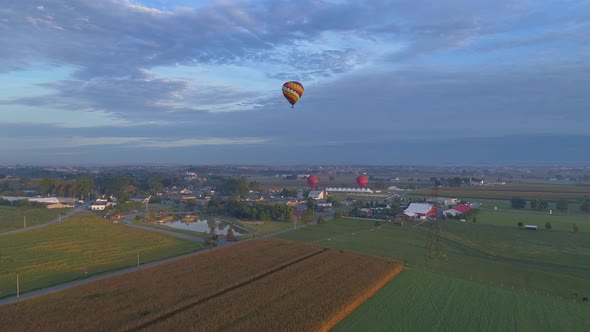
{"left": 403, "top": 203, "right": 436, "bottom": 219}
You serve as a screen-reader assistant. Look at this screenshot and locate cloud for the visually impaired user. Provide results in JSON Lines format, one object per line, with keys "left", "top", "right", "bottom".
{"left": 1, "top": 0, "right": 589, "bottom": 164}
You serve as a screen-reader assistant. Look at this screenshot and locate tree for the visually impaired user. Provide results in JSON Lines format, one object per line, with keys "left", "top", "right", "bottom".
{"left": 517, "top": 221, "right": 524, "bottom": 228}
{"left": 301, "top": 209, "right": 314, "bottom": 223}
{"left": 556, "top": 199, "right": 568, "bottom": 212}
{"left": 511, "top": 197, "right": 526, "bottom": 209}
{"left": 226, "top": 227, "right": 236, "bottom": 241}
{"left": 580, "top": 200, "right": 590, "bottom": 212}
{"left": 545, "top": 222, "right": 552, "bottom": 230}
{"left": 39, "top": 178, "right": 56, "bottom": 196}
{"left": 317, "top": 216, "right": 326, "bottom": 224}
{"left": 573, "top": 224, "right": 580, "bottom": 233}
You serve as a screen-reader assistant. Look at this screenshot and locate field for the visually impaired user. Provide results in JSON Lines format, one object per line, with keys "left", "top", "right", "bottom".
{"left": 0, "top": 206, "right": 72, "bottom": 233}
{"left": 277, "top": 218, "right": 590, "bottom": 331}
{"left": 0, "top": 239, "right": 402, "bottom": 331}
{"left": 0, "top": 213, "right": 200, "bottom": 298}
{"left": 413, "top": 183, "right": 590, "bottom": 200}
{"left": 474, "top": 210, "right": 590, "bottom": 231}
{"left": 334, "top": 269, "right": 590, "bottom": 332}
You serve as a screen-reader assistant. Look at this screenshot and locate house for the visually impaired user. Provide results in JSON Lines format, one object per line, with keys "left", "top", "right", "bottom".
{"left": 316, "top": 200, "right": 332, "bottom": 211}
{"left": 403, "top": 203, "right": 436, "bottom": 219}
{"left": 90, "top": 202, "right": 107, "bottom": 211}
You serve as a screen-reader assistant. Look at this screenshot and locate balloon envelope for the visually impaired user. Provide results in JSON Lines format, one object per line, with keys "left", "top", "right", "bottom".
{"left": 356, "top": 175, "right": 368, "bottom": 189}
{"left": 282, "top": 81, "right": 304, "bottom": 108}
{"left": 307, "top": 175, "right": 319, "bottom": 189}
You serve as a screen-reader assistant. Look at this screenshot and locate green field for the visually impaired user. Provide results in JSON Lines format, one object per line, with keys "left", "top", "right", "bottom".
{"left": 475, "top": 210, "right": 590, "bottom": 232}
{"left": 0, "top": 213, "right": 201, "bottom": 298}
{"left": 0, "top": 206, "right": 72, "bottom": 233}
{"left": 277, "top": 218, "right": 590, "bottom": 331}
{"left": 334, "top": 269, "right": 590, "bottom": 332}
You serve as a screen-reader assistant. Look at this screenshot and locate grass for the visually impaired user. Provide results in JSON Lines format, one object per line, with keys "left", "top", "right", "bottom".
{"left": 474, "top": 210, "right": 590, "bottom": 232}
{"left": 334, "top": 269, "right": 590, "bottom": 332}
{"left": 0, "top": 212, "right": 201, "bottom": 298}
{"left": 0, "top": 206, "right": 72, "bottom": 233}
{"left": 277, "top": 218, "right": 590, "bottom": 330}
{"left": 238, "top": 220, "right": 295, "bottom": 239}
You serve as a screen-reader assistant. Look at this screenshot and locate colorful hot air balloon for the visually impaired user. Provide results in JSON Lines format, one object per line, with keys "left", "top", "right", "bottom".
{"left": 282, "top": 81, "right": 304, "bottom": 108}
{"left": 307, "top": 175, "right": 319, "bottom": 189}
{"left": 356, "top": 174, "right": 368, "bottom": 189}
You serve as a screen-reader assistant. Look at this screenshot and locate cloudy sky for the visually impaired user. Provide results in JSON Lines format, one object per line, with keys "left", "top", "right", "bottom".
{"left": 1, "top": 0, "right": 589, "bottom": 165}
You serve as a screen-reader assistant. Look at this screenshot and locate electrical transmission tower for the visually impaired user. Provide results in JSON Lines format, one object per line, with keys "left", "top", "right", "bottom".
{"left": 427, "top": 186, "right": 445, "bottom": 259}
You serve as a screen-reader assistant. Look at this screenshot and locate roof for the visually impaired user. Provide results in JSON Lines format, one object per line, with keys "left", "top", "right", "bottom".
{"left": 404, "top": 203, "right": 434, "bottom": 215}
{"left": 453, "top": 204, "right": 472, "bottom": 213}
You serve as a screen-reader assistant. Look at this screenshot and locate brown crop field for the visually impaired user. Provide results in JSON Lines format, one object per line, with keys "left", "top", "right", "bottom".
{"left": 413, "top": 183, "right": 590, "bottom": 200}
{"left": 0, "top": 239, "right": 402, "bottom": 332}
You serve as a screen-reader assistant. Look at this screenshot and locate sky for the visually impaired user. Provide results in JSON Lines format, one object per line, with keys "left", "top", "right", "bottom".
{"left": 1, "top": 0, "right": 589, "bottom": 165}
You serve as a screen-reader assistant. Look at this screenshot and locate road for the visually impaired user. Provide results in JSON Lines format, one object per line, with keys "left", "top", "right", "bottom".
{"left": 0, "top": 202, "right": 91, "bottom": 237}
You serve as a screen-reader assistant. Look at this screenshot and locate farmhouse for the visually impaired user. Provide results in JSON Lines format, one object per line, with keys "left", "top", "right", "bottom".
{"left": 403, "top": 203, "right": 436, "bottom": 219}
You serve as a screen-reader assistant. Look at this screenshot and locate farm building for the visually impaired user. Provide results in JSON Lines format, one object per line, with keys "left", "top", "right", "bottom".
{"left": 325, "top": 187, "right": 374, "bottom": 194}
{"left": 308, "top": 189, "right": 327, "bottom": 200}
{"left": 403, "top": 203, "right": 436, "bottom": 219}
{"left": 525, "top": 225, "right": 538, "bottom": 230}
{"left": 443, "top": 204, "right": 472, "bottom": 217}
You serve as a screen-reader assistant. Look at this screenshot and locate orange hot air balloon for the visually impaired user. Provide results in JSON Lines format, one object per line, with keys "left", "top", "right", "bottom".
{"left": 307, "top": 175, "right": 319, "bottom": 189}
{"left": 282, "top": 81, "right": 304, "bottom": 108}
{"left": 356, "top": 174, "right": 368, "bottom": 189}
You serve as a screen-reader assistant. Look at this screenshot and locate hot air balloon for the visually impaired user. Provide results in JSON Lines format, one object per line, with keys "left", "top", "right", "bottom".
{"left": 307, "top": 175, "right": 319, "bottom": 189}
{"left": 356, "top": 174, "right": 368, "bottom": 189}
{"left": 282, "top": 81, "right": 304, "bottom": 108}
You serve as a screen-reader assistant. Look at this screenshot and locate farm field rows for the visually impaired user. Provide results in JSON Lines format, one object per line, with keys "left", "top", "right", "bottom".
{"left": 0, "top": 239, "right": 402, "bottom": 332}
{"left": 0, "top": 213, "right": 200, "bottom": 298}
{"left": 413, "top": 183, "right": 590, "bottom": 200}
{"left": 277, "top": 218, "right": 590, "bottom": 330}
{"left": 0, "top": 206, "right": 72, "bottom": 233}
{"left": 334, "top": 269, "right": 590, "bottom": 332}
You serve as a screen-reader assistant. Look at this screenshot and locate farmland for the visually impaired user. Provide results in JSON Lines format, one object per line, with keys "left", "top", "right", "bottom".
{"left": 334, "top": 269, "right": 590, "bottom": 332}
{"left": 0, "top": 206, "right": 72, "bottom": 233}
{"left": 0, "top": 239, "right": 402, "bottom": 332}
{"left": 277, "top": 218, "right": 590, "bottom": 330}
{"left": 0, "top": 213, "right": 200, "bottom": 298}
{"left": 413, "top": 183, "right": 590, "bottom": 200}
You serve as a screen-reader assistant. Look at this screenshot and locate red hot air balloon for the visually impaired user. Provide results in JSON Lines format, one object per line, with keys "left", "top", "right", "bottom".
{"left": 356, "top": 174, "right": 368, "bottom": 189}
{"left": 307, "top": 175, "right": 319, "bottom": 189}
{"left": 282, "top": 81, "right": 304, "bottom": 108}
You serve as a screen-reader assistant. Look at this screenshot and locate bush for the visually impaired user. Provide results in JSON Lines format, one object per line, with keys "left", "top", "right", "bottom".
{"left": 517, "top": 221, "right": 524, "bottom": 228}
{"left": 545, "top": 222, "right": 552, "bottom": 230}
{"left": 573, "top": 224, "right": 580, "bottom": 233}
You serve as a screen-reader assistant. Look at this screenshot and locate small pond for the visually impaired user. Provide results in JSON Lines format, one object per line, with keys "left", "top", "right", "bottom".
{"left": 164, "top": 219, "right": 245, "bottom": 235}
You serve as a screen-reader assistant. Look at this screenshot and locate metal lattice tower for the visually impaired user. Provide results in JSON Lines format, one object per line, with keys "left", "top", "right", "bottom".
{"left": 427, "top": 186, "right": 445, "bottom": 259}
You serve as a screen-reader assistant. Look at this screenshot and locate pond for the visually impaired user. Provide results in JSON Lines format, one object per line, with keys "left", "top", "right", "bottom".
{"left": 164, "top": 219, "right": 245, "bottom": 236}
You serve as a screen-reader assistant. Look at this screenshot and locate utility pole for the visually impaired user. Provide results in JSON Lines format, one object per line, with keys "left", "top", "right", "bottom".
{"left": 137, "top": 250, "right": 139, "bottom": 267}
{"left": 16, "top": 274, "right": 19, "bottom": 299}
{"left": 23, "top": 215, "right": 26, "bottom": 229}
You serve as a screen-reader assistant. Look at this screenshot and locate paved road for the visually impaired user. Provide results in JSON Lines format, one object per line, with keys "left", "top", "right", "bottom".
{"left": 0, "top": 202, "right": 91, "bottom": 237}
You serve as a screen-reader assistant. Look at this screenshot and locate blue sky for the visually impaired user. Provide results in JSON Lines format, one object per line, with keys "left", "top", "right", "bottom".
{"left": 1, "top": 0, "right": 589, "bottom": 165}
